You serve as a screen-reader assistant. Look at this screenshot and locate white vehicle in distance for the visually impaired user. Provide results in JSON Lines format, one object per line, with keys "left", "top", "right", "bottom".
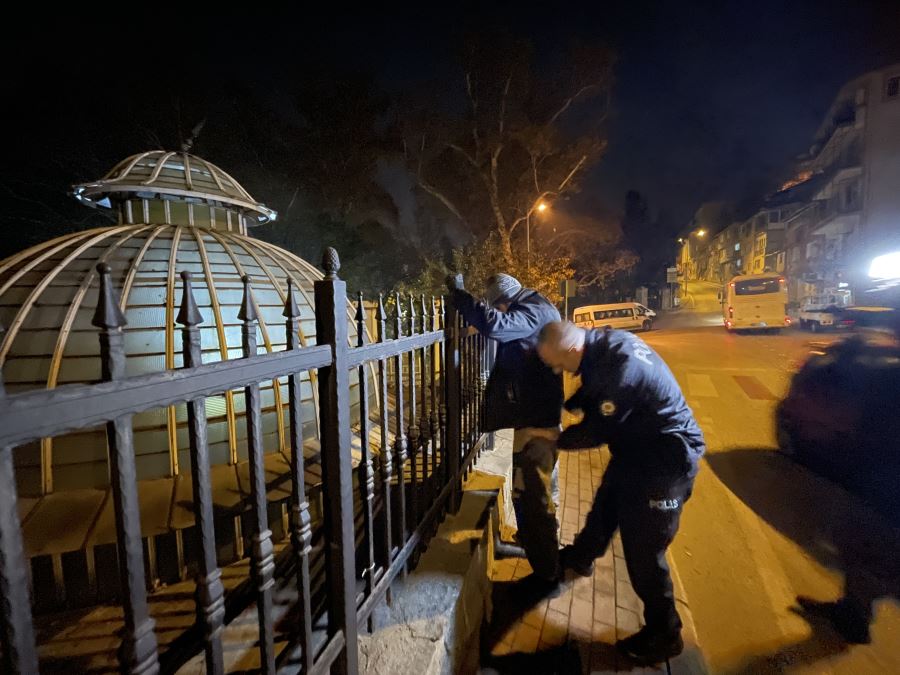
{"left": 573, "top": 302, "right": 656, "bottom": 332}
{"left": 798, "top": 289, "right": 854, "bottom": 332}
{"left": 719, "top": 273, "right": 790, "bottom": 333}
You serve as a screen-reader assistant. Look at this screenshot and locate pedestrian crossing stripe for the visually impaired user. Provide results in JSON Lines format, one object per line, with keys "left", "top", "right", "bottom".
{"left": 687, "top": 373, "right": 717, "bottom": 398}
{"left": 678, "top": 370, "right": 783, "bottom": 401}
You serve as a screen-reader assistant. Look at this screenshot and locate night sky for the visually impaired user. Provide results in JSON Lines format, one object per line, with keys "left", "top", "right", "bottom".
{"left": 331, "top": 1, "right": 900, "bottom": 225}
{"left": 5, "top": 2, "right": 900, "bottom": 243}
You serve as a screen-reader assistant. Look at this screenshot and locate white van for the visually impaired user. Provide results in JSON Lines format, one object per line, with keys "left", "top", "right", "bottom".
{"left": 573, "top": 302, "right": 656, "bottom": 332}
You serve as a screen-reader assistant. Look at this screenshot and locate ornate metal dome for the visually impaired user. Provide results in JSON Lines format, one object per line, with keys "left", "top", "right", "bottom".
{"left": 1, "top": 153, "right": 363, "bottom": 499}
{"left": 71, "top": 151, "right": 277, "bottom": 225}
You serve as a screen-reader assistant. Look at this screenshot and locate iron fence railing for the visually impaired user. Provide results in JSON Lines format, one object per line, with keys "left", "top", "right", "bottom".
{"left": 0, "top": 247, "right": 494, "bottom": 675}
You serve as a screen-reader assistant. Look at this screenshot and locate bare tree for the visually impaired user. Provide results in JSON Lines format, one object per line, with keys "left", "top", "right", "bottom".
{"left": 400, "top": 34, "right": 615, "bottom": 266}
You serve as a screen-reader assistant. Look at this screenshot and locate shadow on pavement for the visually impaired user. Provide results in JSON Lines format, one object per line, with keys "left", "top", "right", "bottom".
{"left": 482, "top": 580, "right": 652, "bottom": 674}
{"left": 481, "top": 641, "right": 627, "bottom": 675}
{"left": 707, "top": 448, "right": 900, "bottom": 673}
{"left": 480, "top": 644, "right": 582, "bottom": 675}
{"left": 481, "top": 578, "right": 553, "bottom": 658}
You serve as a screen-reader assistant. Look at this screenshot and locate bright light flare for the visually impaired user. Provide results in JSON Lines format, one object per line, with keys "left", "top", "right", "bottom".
{"left": 868, "top": 251, "right": 900, "bottom": 279}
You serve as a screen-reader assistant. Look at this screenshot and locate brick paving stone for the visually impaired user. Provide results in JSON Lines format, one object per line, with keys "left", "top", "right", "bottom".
{"left": 615, "top": 607, "right": 642, "bottom": 641}
{"left": 593, "top": 590, "right": 616, "bottom": 626}
{"left": 538, "top": 610, "right": 569, "bottom": 650}
{"left": 548, "top": 584, "right": 574, "bottom": 615}
{"left": 597, "top": 550, "right": 615, "bottom": 571}
{"left": 593, "top": 567, "right": 615, "bottom": 595}
{"left": 521, "top": 601, "right": 548, "bottom": 630}
{"left": 591, "top": 620, "right": 616, "bottom": 644}
{"left": 511, "top": 622, "right": 542, "bottom": 653}
{"left": 616, "top": 580, "right": 643, "bottom": 614}
{"left": 570, "top": 597, "right": 594, "bottom": 640}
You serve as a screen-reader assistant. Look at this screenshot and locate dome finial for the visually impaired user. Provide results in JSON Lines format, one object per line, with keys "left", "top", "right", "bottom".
{"left": 180, "top": 119, "right": 206, "bottom": 154}
{"left": 322, "top": 247, "right": 341, "bottom": 280}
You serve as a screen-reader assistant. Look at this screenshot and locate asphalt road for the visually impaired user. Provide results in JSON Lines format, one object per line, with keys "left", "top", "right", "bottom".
{"left": 643, "top": 283, "right": 899, "bottom": 674}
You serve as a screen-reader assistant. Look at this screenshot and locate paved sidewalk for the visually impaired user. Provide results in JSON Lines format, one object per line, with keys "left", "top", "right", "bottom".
{"left": 481, "top": 445, "right": 704, "bottom": 674}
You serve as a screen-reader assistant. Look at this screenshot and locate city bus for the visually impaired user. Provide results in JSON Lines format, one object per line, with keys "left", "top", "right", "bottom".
{"left": 720, "top": 273, "right": 791, "bottom": 332}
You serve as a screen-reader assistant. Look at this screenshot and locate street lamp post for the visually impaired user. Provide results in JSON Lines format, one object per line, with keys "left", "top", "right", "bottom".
{"left": 526, "top": 201, "right": 548, "bottom": 270}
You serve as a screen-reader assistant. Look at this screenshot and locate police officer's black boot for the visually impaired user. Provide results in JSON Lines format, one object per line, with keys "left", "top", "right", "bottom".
{"left": 559, "top": 544, "right": 594, "bottom": 578}
{"left": 616, "top": 626, "right": 684, "bottom": 665}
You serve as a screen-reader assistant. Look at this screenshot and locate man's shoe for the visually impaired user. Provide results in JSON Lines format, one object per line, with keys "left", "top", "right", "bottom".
{"left": 559, "top": 545, "right": 594, "bottom": 578}
{"left": 616, "top": 626, "right": 684, "bottom": 665}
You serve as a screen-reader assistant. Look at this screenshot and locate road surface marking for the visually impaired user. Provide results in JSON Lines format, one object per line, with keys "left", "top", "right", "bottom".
{"left": 687, "top": 373, "right": 718, "bottom": 398}
{"left": 733, "top": 375, "right": 778, "bottom": 400}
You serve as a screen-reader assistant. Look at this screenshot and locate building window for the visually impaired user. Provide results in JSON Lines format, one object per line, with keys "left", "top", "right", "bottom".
{"left": 845, "top": 180, "right": 861, "bottom": 210}
{"left": 887, "top": 75, "right": 900, "bottom": 100}
{"left": 756, "top": 233, "right": 767, "bottom": 253}
{"left": 734, "top": 243, "right": 740, "bottom": 251}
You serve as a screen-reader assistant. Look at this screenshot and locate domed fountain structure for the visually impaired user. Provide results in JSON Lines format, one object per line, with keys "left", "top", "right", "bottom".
{"left": 0, "top": 150, "right": 368, "bottom": 607}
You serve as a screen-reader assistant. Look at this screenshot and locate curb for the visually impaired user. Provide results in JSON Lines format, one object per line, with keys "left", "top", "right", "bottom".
{"left": 667, "top": 551, "right": 708, "bottom": 674}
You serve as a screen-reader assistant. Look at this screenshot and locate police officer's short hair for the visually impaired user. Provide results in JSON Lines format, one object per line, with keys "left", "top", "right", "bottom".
{"left": 539, "top": 321, "right": 584, "bottom": 350}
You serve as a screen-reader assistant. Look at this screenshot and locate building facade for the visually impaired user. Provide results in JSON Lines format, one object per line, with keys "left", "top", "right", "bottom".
{"left": 678, "top": 63, "right": 900, "bottom": 305}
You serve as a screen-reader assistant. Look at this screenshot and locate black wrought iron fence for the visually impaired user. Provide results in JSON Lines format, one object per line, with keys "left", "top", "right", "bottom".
{"left": 0, "top": 247, "right": 493, "bottom": 675}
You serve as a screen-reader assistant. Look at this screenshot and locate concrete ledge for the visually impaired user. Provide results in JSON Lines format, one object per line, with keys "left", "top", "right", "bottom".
{"left": 360, "top": 457, "right": 508, "bottom": 675}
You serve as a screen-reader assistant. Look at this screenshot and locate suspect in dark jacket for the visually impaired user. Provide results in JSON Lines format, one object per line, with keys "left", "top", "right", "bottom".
{"left": 447, "top": 273, "right": 564, "bottom": 590}
{"left": 537, "top": 321, "right": 705, "bottom": 665}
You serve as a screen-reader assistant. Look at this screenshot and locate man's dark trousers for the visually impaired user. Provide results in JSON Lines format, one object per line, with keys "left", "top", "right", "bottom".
{"left": 570, "top": 457, "right": 696, "bottom": 636}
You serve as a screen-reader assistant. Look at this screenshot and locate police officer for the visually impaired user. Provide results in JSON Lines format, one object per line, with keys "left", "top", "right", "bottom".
{"left": 536, "top": 321, "right": 705, "bottom": 664}
{"left": 447, "top": 273, "right": 563, "bottom": 592}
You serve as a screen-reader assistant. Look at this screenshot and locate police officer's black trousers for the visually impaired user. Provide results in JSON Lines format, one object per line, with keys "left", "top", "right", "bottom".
{"left": 571, "top": 459, "right": 695, "bottom": 636}
{"left": 512, "top": 434, "right": 560, "bottom": 580}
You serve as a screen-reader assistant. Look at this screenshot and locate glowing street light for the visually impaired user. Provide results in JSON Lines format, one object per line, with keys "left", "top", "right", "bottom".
{"left": 527, "top": 201, "right": 550, "bottom": 268}
{"left": 696, "top": 229, "right": 706, "bottom": 237}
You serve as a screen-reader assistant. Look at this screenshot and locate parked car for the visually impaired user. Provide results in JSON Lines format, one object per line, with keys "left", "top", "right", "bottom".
{"left": 776, "top": 331, "right": 900, "bottom": 524}
{"left": 798, "top": 291, "right": 854, "bottom": 332}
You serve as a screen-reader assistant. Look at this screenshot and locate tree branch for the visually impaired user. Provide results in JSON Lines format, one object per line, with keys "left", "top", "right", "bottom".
{"left": 509, "top": 191, "right": 552, "bottom": 236}
{"left": 557, "top": 154, "right": 588, "bottom": 192}
{"left": 416, "top": 178, "right": 467, "bottom": 225}
{"left": 449, "top": 143, "right": 480, "bottom": 170}
{"left": 488, "top": 146, "right": 507, "bottom": 231}
{"left": 548, "top": 84, "right": 598, "bottom": 126}
{"left": 466, "top": 71, "right": 481, "bottom": 158}
{"left": 499, "top": 72, "right": 512, "bottom": 136}
{"left": 508, "top": 154, "right": 588, "bottom": 236}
